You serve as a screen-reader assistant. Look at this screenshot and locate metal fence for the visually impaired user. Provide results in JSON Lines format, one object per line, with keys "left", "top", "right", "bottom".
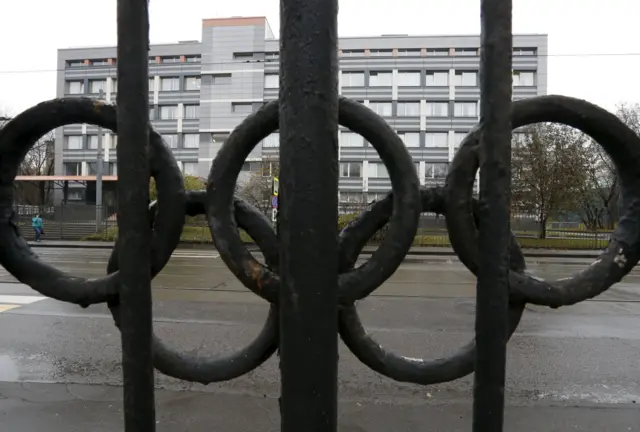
{"left": 1, "top": 0, "right": 639, "bottom": 431}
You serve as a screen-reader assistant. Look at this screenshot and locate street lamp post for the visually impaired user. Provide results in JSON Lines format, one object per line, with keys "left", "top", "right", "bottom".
{"left": 96, "top": 89, "right": 104, "bottom": 232}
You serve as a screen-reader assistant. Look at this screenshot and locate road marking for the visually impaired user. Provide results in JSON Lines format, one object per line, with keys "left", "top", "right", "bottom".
{"left": 0, "top": 295, "right": 47, "bottom": 314}
{"left": 0, "top": 295, "right": 46, "bottom": 304}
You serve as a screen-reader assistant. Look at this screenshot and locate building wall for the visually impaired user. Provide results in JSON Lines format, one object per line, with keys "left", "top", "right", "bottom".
{"left": 53, "top": 16, "right": 547, "bottom": 204}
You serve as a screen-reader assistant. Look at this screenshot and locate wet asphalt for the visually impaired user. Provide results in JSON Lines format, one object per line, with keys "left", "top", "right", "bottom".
{"left": 1, "top": 247, "right": 640, "bottom": 430}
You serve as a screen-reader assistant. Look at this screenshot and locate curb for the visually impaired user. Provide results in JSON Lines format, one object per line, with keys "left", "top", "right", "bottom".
{"left": 27, "top": 241, "right": 601, "bottom": 260}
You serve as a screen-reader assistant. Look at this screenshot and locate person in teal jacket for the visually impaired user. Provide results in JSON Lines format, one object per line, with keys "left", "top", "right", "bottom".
{"left": 31, "top": 214, "right": 43, "bottom": 242}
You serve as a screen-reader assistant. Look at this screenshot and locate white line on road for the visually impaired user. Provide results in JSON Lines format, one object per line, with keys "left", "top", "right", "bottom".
{"left": 0, "top": 295, "right": 46, "bottom": 305}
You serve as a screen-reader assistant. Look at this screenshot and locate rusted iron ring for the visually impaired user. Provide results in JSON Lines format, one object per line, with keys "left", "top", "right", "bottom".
{"left": 446, "top": 95, "right": 640, "bottom": 308}
{"left": 337, "top": 187, "right": 526, "bottom": 384}
{"left": 207, "top": 97, "right": 421, "bottom": 303}
{"left": 107, "top": 191, "right": 279, "bottom": 383}
{"left": 0, "top": 98, "right": 184, "bottom": 307}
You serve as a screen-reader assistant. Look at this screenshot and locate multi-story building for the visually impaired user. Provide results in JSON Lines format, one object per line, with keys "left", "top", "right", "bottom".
{"left": 55, "top": 16, "right": 547, "bottom": 205}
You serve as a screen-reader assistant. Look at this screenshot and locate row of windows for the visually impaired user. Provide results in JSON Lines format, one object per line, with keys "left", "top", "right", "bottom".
{"left": 66, "top": 56, "right": 201, "bottom": 68}
{"left": 64, "top": 133, "right": 201, "bottom": 150}
{"left": 265, "top": 70, "right": 535, "bottom": 88}
{"left": 150, "top": 105, "right": 200, "bottom": 120}
{"left": 63, "top": 160, "right": 199, "bottom": 176}
{"left": 65, "top": 76, "right": 201, "bottom": 94}
{"left": 340, "top": 161, "right": 448, "bottom": 179}
{"left": 263, "top": 131, "right": 468, "bottom": 149}
{"left": 239, "top": 47, "right": 536, "bottom": 61}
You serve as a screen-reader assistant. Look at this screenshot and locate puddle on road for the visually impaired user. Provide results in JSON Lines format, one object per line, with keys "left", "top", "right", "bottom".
{"left": 0, "top": 354, "right": 20, "bottom": 382}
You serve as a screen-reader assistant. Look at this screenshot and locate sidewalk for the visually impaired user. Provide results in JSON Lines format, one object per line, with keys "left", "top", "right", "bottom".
{"left": 26, "top": 239, "right": 603, "bottom": 259}
{"left": 0, "top": 382, "right": 635, "bottom": 431}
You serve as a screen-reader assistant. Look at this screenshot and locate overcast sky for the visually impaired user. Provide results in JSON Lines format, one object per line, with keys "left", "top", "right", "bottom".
{"left": 0, "top": 0, "right": 638, "bottom": 115}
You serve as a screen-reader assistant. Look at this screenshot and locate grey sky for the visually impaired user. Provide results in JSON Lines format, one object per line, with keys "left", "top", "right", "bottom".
{"left": 0, "top": 0, "right": 638, "bottom": 114}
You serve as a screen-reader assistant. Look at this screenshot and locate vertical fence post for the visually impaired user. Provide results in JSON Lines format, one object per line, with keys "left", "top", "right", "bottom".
{"left": 473, "top": 0, "right": 513, "bottom": 431}
{"left": 278, "top": 0, "right": 339, "bottom": 430}
{"left": 116, "top": 0, "right": 155, "bottom": 430}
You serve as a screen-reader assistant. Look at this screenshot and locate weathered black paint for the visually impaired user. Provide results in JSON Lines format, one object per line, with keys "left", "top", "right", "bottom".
{"left": 1, "top": 0, "right": 640, "bottom": 430}
{"left": 473, "top": 0, "right": 513, "bottom": 430}
{"left": 116, "top": 0, "right": 156, "bottom": 429}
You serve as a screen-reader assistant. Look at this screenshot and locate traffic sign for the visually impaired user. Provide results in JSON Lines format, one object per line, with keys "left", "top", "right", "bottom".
{"left": 272, "top": 176, "right": 279, "bottom": 196}
{"left": 271, "top": 195, "right": 278, "bottom": 208}
{"left": 272, "top": 208, "right": 278, "bottom": 222}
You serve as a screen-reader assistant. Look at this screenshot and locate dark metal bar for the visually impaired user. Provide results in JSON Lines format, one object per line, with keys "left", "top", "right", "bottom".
{"left": 116, "top": 0, "right": 156, "bottom": 430}
{"left": 278, "top": 0, "right": 339, "bottom": 430}
{"left": 473, "top": 0, "right": 513, "bottom": 430}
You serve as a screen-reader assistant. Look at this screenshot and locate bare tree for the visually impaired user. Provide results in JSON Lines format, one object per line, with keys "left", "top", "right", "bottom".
{"left": 512, "top": 123, "right": 589, "bottom": 239}
{"left": 14, "top": 131, "right": 55, "bottom": 204}
{"left": 237, "top": 160, "right": 279, "bottom": 216}
{"left": 576, "top": 103, "right": 640, "bottom": 230}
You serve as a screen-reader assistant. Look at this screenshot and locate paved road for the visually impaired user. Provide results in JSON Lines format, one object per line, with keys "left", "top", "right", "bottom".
{"left": 1, "top": 247, "right": 640, "bottom": 430}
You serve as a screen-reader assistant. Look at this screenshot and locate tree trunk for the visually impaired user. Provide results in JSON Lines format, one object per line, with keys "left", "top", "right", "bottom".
{"left": 538, "top": 217, "right": 547, "bottom": 239}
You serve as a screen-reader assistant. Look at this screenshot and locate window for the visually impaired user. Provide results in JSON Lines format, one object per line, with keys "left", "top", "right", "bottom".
{"left": 340, "top": 132, "right": 364, "bottom": 147}
{"left": 232, "top": 103, "right": 253, "bottom": 114}
{"left": 241, "top": 161, "right": 263, "bottom": 172}
{"left": 513, "top": 71, "right": 536, "bottom": 86}
{"left": 87, "top": 162, "right": 97, "bottom": 175}
{"left": 426, "top": 48, "right": 448, "bottom": 56}
{"left": 87, "top": 135, "right": 99, "bottom": 150}
{"left": 340, "top": 162, "right": 362, "bottom": 178}
{"left": 263, "top": 132, "right": 280, "bottom": 148}
{"left": 425, "top": 163, "right": 449, "bottom": 179}
{"left": 426, "top": 71, "right": 448, "bottom": 86}
{"left": 109, "top": 134, "right": 118, "bottom": 149}
{"left": 367, "top": 162, "right": 389, "bottom": 178}
{"left": 89, "top": 79, "right": 106, "bottom": 94}
{"left": 184, "top": 76, "right": 201, "bottom": 91}
{"left": 105, "top": 162, "right": 117, "bottom": 175}
{"left": 183, "top": 134, "right": 199, "bottom": 149}
{"left": 160, "top": 77, "right": 179, "bottom": 91}
{"left": 397, "top": 49, "right": 421, "bottom": 57}
{"left": 149, "top": 78, "right": 155, "bottom": 91}
{"left": 454, "top": 71, "right": 478, "bottom": 87}
{"left": 212, "top": 74, "right": 232, "bottom": 85}
{"left": 67, "top": 189, "right": 84, "bottom": 201}
{"left": 514, "top": 48, "right": 537, "bottom": 56}
{"left": 185, "top": 55, "right": 201, "bottom": 62}
{"left": 162, "top": 56, "right": 180, "bottom": 63}
{"left": 64, "top": 162, "right": 81, "bottom": 176}
{"left": 183, "top": 162, "right": 198, "bottom": 176}
{"left": 261, "top": 161, "right": 278, "bottom": 177}
{"left": 454, "top": 102, "right": 478, "bottom": 117}
{"left": 398, "top": 132, "right": 420, "bottom": 147}
{"left": 160, "top": 105, "right": 178, "bottom": 120}
{"left": 92, "top": 59, "right": 109, "bottom": 66}
{"left": 265, "top": 74, "right": 279, "bottom": 88}
{"left": 341, "top": 50, "right": 365, "bottom": 57}
{"left": 455, "top": 48, "right": 477, "bottom": 56}
{"left": 369, "top": 102, "right": 392, "bottom": 116}
{"left": 149, "top": 57, "right": 157, "bottom": 64}
{"left": 397, "top": 72, "right": 421, "bottom": 87}
{"left": 397, "top": 102, "right": 420, "bottom": 117}
{"left": 425, "top": 132, "right": 448, "bottom": 148}
{"left": 67, "top": 81, "right": 85, "bottom": 94}
{"left": 425, "top": 102, "right": 449, "bottom": 117}
{"left": 184, "top": 105, "right": 199, "bottom": 119}
{"left": 265, "top": 52, "right": 279, "bottom": 61}
{"left": 454, "top": 132, "right": 467, "bottom": 147}
{"left": 370, "top": 49, "right": 393, "bottom": 57}
{"left": 340, "top": 192, "right": 364, "bottom": 203}
{"left": 342, "top": 72, "right": 365, "bottom": 87}
{"left": 162, "top": 134, "right": 178, "bottom": 148}
{"left": 111, "top": 78, "right": 117, "bottom": 92}
{"left": 233, "top": 52, "right": 254, "bottom": 60}
{"left": 67, "top": 60, "right": 84, "bottom": 68}
{"left": 149, "top": 107, "right": 156, "bottom": 120}
{"left": 65, "top": 136, "right": 83, "bottom": 150}
{"left": 369, "top": 71, "right": 392, "bottom": 86}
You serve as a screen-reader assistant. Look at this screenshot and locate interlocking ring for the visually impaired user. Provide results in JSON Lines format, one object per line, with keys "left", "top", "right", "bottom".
{"left": 0, "top": 98, "right": 184, "bottom": 307}
{"left": 337, "top": 187, "right": 526, "bottom": 384}
{"left": 446, "top": 95, "right": 640, "bottom": 308}
{"left": 107, "top": 191, "right": 279, "bottom": 384}
{"left": 207, "top": 97, "right": 421, "bottom": 304}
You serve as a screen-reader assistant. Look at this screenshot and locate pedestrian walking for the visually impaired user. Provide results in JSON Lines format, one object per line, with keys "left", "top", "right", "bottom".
{"left": 31, "top": 213, "right": 44, "bottom": 242}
